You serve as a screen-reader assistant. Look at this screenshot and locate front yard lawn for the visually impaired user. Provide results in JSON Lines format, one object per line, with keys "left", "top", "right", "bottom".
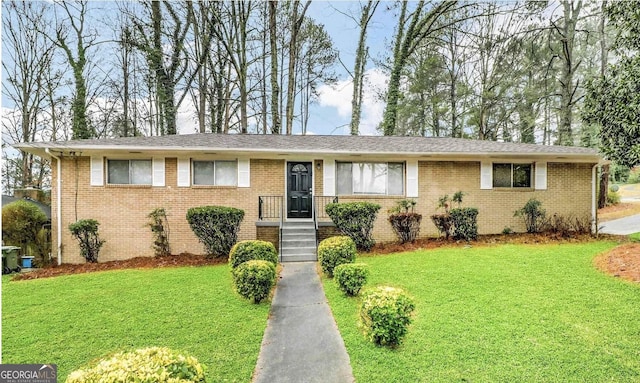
{"left": 325, "top": 242, "right": 640, "bottom": 382}
{"left": 2, "top": 265, "right": 269, "bottom": 381}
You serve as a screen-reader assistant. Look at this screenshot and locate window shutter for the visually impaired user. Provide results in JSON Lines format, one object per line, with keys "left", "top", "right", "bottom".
{"left": 323, "top": 159, "right": 336, "bottom": 195}
{"left": 406, "top": 160, "right": 419, "bottom": 197}
{"left": 535, "top": 162, "right": 547, "bottom": 190}
{"left": 90, "top": 156, "right": 104, "bottom": 186}
{"left": 152, "top": 157, "right": 165, "bottom": 187}
{"left": 177, "top": 158, "right": 191, "bottom": 187}
{"left": 480, "top": 161, "right": 492, "bottom": 189}
{"left": 237, "top": 159, "right": 250, "bottom": 187}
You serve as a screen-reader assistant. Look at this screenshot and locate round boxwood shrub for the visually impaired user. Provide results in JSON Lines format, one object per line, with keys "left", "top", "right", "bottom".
{"left": 232, "top": 260, "right": 276, "bottom": 303}
{"left": 66, "top": 346, "right": 206, "bottom": 382}
{"left": 317, "top": 236, "right": 356, "bottom": 277}
{"left": 359, "top": 286, "right": 415, "bottom": 347}
{"left": 229, "top": 240, "right": 278, "bottom": 269}
{"left": 334, "top": 263, "right": 369, "bottom": 296}
{"left": 186, "top": 206, "right": 244, "bottom": 257}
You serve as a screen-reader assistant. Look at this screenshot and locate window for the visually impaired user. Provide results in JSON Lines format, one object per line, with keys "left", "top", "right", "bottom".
{"left": 107, "top": 159, "right": 152, "bottom": 185}
{"left": 493, "top": 163, "right": 532, "bottom": 188}
{"left": 336, "top": 162, "right": 404, "bottom": 195}
{"left": 193, "top": 160, "right": 237, "bottom": 186}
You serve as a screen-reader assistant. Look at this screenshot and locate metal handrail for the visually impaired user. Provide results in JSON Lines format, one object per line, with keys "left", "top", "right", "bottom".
{"left": 258, "top": 195, "right": 283, "bottom": 220}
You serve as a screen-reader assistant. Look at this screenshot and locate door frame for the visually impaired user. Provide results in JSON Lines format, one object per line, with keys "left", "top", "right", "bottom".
{"left": 285, "top": 161, "right": 315, "bottom": 220}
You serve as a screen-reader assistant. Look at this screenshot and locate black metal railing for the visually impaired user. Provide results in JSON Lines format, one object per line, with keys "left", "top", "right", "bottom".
{"left": 313, "top": 196, "right": 338, "bottom": 220}
{"left": 258, "top": 196, "right": 283, "bottom": 220}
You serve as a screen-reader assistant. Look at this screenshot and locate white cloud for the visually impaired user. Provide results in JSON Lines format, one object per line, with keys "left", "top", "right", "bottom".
{"left": 317, "top": 68, "right": 388, "bottom": 136}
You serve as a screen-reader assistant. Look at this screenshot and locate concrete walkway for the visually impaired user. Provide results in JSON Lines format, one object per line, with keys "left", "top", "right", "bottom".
{"left": 252, "top": 262, "right": 354, "bottom": 383}
{"left": 600, "top": 214, "right": 640, "bottom": 235}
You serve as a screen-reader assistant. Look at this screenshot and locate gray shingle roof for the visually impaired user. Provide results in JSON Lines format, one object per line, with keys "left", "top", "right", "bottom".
{"left": 14, "top": 133, "right": 600, "bottom": 159}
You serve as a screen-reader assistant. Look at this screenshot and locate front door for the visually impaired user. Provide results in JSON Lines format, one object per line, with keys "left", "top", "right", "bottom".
{"left": 287, "top": 162, "right": 312, "bottom": 218}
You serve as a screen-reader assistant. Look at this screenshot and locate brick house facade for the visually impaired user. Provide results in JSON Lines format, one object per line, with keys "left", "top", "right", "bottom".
{"left": 16, "top": 134, "right": 602, "bottom": 264}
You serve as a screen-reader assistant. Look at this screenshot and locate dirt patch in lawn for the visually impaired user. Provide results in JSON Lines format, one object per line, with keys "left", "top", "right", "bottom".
{"left": 594, "top": 243, "right": 640, "bottom": 283}
{"left": 12, "top": 253, "right": 227, "bottom": 281}
{"left": 598, "top": 202, "right": 640, "bottom": 222}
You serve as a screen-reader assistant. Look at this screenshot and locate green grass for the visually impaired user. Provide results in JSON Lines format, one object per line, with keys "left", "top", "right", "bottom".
{"left": 2, "top": 265, "right": 270, "bottom": 381}
{"left": 629, "top": 232, "right": 640, "bottom": 242}
{"left": 324, "top": 242, "right": 640, "bottom": 382}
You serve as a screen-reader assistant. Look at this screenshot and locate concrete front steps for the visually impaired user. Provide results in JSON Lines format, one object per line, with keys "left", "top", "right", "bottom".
{"left": 280, "top": 221, "right": 317, "bottom": 262}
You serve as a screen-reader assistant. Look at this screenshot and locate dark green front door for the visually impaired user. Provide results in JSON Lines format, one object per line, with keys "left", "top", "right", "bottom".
{"left": 287, "top": 162, "right": 312, "bottom": 218}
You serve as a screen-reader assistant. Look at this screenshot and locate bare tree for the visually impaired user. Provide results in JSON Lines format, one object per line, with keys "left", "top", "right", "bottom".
{"left": 2, "top": 1, "right": 59, "bottom": 190}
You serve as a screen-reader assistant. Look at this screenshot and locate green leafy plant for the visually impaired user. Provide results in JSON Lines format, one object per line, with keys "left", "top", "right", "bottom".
{"left": 2, "top": 200, "right": 49, "bottom": 262}
{"left": 452, "top": 191, "right": 465, "bottom": 208}
{"left": 359, "top": 286, "right": 415, "bottom": 347}
{"left": 66, "top": 346, "right": 206, "bottom": 382}
{"left": 334, "top": 263, "right": 369, "bottom": 296}
{"left": 68, "top": 219, "right": 105, "bottom": 263}
{"left": 186, "top": 206, "right": 244, "bottom": 257}
{"left": 389, "top": 199, "right": 422, "bottom": 244}
{"left": 318, "top": 236, "right": 357, "bottom": 277}
{"left": 514, "top": 198, "right": 546, "bottom": 233}
{"left": 325, "top": 202, "right": 381, "bottom": 251}
{"left": 229, "top": 240, "right": 278, "bottom": 269}
{"left": 147, "top": 208, "right": 170, "bottom": 257}
{"left": 606, "top": 190, "right": 621, "bottom": 206}
{"left": 502, "top": 227, "right": 514, "bottom": 235}
{"left": 450, "top": 208, "right": 479, "bottom": 241}
{"left": 232, "top": 260, "right": 276, "bottom": 303}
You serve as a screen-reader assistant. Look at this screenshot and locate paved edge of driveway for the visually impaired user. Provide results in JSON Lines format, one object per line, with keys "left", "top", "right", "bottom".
{"left": 252, "top": 262, "right": 354, "bottom": 383}
{"left": 599, "top": 214, "right": 640, "bottom": 235}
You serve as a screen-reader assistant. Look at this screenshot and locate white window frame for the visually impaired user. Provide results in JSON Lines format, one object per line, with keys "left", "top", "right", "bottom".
{"left": 336, "top": 161, "right": 405, "bottom": 196}
{"left": 192, "top": 160, "right": 238, "bottom": 186}
{"left": 106, "top": 159, "right": 153, "bottom": 185}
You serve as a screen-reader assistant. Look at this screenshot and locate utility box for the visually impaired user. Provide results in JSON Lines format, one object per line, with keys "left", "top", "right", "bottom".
{"left": 2, "top": 246, "right": 21, "bottom": 274}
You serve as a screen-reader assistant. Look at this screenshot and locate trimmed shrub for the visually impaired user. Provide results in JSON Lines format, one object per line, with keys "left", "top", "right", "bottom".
{"left": 229, "top": 240, "right": 278, "bottom": 269}
{"left": 514, "top": 198, "right": 545, "bottom": 233}
{"left": 359, "top": 286, "right": 415, "bottom": 347}
{"left": 325, "top": 202, "right": 381, "bottom": 251}
{"left": 334, "top": 263, "right": 369, "bottom": 296}
{"left": 2, "top": 200, "right": 49, "bottom": 261}
{"left": 232, "top": 260, "right": 276, "bottom": 303}
{"left": 450, "top": 207, "right": 478, "bottom": 241}
{"left": 318, "top": 236, "right": 356, "bottom": 277}
{"left": 66, "top": 346, "right": 206, "bottom": 382}
{"left": 430, "top": 214, "right": 453, "bottom": 239}
{"left": 388, "top": 199, "right": 421, "bottom": 244}
{"left": 69, "top": 219, "right": 105, "bottom": 263}
{"left": 186, "top": 206, "right": 244, "bottom": 257}
{"left": 607, "top": 190, "right": 621, "bottom": 206}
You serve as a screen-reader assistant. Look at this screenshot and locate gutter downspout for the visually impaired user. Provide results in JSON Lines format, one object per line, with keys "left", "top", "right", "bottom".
{"left": 592, "top": 163, "right": 598, "bottom": 236}
{"left": 46, "top": 148, "right": 63, "bottom": 265}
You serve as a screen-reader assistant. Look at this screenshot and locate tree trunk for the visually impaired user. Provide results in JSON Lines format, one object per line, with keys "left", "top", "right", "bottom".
{"left": 350, "top": 1, "right": 379, "bottom": 135}
{"left": 598, "top": 164, "right": 609, "bottom": 209}
{"left": 268, "top": 1, "right": 280, "bottom": 134}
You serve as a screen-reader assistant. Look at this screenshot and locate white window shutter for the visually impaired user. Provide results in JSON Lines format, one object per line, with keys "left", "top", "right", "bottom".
{"left": 480, "top": 161, "right": 492, "bottom": 189}
{"left": 152, "top": 157, "right": 165, "bottom": 187}
{"left": 406, "top": 160, "right": 419, "bottom": 197}
{"left": 535, "top": 162, "right": 547, "bottom": 190}
{"left": 90, "top": 156, "right": 104, "bottom": 186}
{"left": 237, "top": 159, "right": 250, "bottom": 187}
{"left": 177, "top": 158, "right": 191, "bottom": 187}
{"left": 323, "top": 159, "right": 336, "bottom": 195}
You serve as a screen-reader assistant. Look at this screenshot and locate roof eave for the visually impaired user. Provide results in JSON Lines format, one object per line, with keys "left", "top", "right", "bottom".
{"left": 14, "top": 142, "right": 601, "bottom": 163}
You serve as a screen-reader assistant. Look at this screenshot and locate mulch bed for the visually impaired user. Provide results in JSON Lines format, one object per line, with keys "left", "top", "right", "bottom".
{"left": 12, "top": 233, "right": 637, "bottom": 282}
{"left": 12, "top": 253, "right": 227, "bottom": 281}
{"left": 594, "top": 243, "right": 640, "bottom": 284}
